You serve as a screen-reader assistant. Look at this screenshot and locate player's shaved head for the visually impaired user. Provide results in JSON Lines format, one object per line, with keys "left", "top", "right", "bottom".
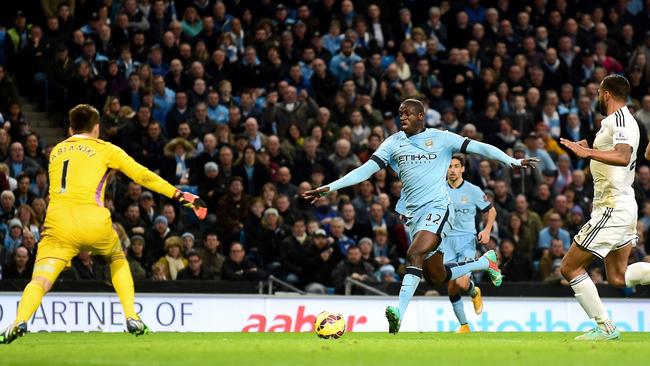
{"left": 400, "top": 99, "right": 425, "bottom": 115}
{"left": 69, "top": 104, "right": 100, "bottom": 134}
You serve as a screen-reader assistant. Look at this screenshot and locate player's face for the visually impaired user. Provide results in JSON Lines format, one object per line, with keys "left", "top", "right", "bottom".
{"left": 447, "top": 159, "right": 464, "bottom": 183}
{"left": 398, "top": 103, "right": 424, "bottom": 135}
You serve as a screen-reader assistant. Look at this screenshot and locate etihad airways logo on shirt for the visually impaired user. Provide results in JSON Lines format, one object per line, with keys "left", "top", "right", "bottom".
{"left": 397, "top": 153, "right": 438, "bottom": 164}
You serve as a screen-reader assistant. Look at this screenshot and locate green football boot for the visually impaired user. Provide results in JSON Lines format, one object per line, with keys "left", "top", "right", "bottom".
{"left": 0, "top": 321, "right": 27, "bottom": 344}
{"left": 482, "top": 250, "right": 503, "bottom": 287}
{"left": 385, "top": 306, "right": 401, "bottom": 334}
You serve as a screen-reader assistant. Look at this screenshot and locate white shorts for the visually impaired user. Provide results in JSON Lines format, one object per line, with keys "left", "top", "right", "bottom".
{"left": 573, "top": 205, "right": 638, "bottom": 259}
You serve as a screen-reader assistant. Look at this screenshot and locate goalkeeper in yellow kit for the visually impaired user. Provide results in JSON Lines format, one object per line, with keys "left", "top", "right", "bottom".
{"left": 1, "top": 105, "right": 207, "bottom": 344}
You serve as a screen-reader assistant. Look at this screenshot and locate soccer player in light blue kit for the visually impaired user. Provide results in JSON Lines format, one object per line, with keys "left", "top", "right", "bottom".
{"left": 303, "top": 99, "right": 537, "bottom": 334}
{"left": 441, "top": 154, "right": 497, "bottom": 332}
{"left": 394, "top": 154, "right": 497, "bottom": 333}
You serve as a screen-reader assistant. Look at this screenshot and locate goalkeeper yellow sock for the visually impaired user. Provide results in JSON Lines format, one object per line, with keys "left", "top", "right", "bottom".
{"left": 110, "top": 257, "right": 138, "bottom": 320}
{"left": 16, "top": 282, "right": 46, "bottom": 323}
{"left": 16, "top": 258, "right": 67, "bottom": 323}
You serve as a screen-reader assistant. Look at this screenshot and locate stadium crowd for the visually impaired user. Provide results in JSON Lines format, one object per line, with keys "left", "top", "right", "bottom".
{"left": 1, "top": 0, "right": 650, "bottom": 294}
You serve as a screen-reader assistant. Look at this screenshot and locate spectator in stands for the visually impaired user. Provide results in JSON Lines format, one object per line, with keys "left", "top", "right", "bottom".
{"left": 332, "top": 245, "right": 377, "bottom": 294}
{"left": 3, "top": 246, "right": 31, "bottom": 279}
{"left": 13, "top": 174, "right": 35, "bottom": 207}
{"left": 340, "top": 202, "right": 371, "bottom": 244}
{"left": 350, "top": 180, "right": 378, "bottom": 225}
{"left": 177, "top": 251, "right": 211, "bottom": 280}
{"left": 493, "top": 179, "right": 515, "bottom": 217}
{"left": 31, "top": 197, "right": 45, "bottom": 225}
{"left": 221, "top": 242, "right": 266, "bottom": 281}
{"left": 198, "top": 232, "right": 224, "bottom": 280}
{"left": 524, "top": 132, "right": 557, "bottom": 173}
{"left": 543, "top": 194, "right": 571, "bottom": 227}
{"left": 116, "top": 181, "right": 142, "bottom": 215}
{"left": 160, "top": 137, "right": 195, "bottom": 185}
{"left": 122, "top": 203, "right": 146, "bottom": 237}
{"left": 154, "top": 236, "right": 187, "bottom": 280}
{"left": 503, "top": 214, "right": 533, "bottom": 257}
{"left": 499, "top": 238, "right": 534, "bottom": 282}
{"left": 16, "top": 204, "right": 39, "bottom": 241}
{"left": 4, "top": 218, "right": 23, "bottom": 254}
{"left": 328, "top": 217, "right": 355, "bottom": 259}
{"left": 72, "top": 250, "right": 106, "bottom": 280}
{"left": 180, "top": 232, "right": 195, "bottom": 257}
{"left": 301, "top": 229, "right": 337, "bottom": 293}
{"left": 20, "top": 228, "right": 37, "bottom": 268}
{"left": 233, "top": 145, "right": 270, "bottom": 196}
{"left": 24, "top": 134, "right": 46, "bottom": 170}
{"left": 0, "top": 190, "right": 16, "bottom": 223}
{"left": 256, "top": 207, "right": 288, "bottom": 269}
{"left": 372, "top": 226, "right": 402, "bottom": 271}
{"left": 217, "top": 176, "right": 251, "bottom": 243}
{"left": 127, "top": 235, "right": 150, "bottom": 279}
{"left": 147, "top": 214, "right": 174, "bottom": 259}
{"left": 540, "top": 238, "right": 566, "bottom": 281}
{"left": 278, "top": 217, "right": 309, "bottom": 278}
{"left": 5, "top": 142, "right": 38, "bottom": 178}
{"left": 513, "top": 195, "right": 543, "bottom": 251}
{"left": 538, "top": 212, "right": 572, "bottom": 253}
{"left": 566, "top": 205, "right": 585, "bottom": 238}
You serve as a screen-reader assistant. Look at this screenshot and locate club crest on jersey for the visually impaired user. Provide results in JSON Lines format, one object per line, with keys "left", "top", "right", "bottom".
{"left": 425, "top": 139, "right": 434, "bottom": 148}
{"left": 460, "top": 195, "right": 469, "bottom": 204}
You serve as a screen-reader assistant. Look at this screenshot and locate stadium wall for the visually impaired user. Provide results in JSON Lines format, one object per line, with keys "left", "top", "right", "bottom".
{"left": 1, "top": 293, "right": 649, "bottom": 333}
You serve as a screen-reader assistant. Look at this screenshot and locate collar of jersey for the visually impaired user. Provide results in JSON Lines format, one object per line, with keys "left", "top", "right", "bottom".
{"left": 403, "top": 128, "right": 428, "bottom": 139}
{"left": 448, "top": 180, "right": 465, "bottom": 190}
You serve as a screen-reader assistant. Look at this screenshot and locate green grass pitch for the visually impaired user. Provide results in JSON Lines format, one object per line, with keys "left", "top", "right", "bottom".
{"left": 2, "top": 332, "right": 648, "bottom": 366}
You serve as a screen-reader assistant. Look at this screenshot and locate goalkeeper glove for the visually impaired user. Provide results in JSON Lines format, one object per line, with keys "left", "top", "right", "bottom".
{"left": 173, "top": 190, "right": 208, "bottom": 220}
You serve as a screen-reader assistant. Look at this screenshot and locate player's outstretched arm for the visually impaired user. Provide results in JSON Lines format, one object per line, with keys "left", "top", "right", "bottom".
{"left": 108, "top": 145, "right": 208, "bottom": 219}
{"left": 464, "top": 139, "right": 538, "bottom": 168}
{"left": 302, "top": 159, "right": 381, "bottom": 203}
{"left": 560, "top": 138, "right": 632, "bottom": 166}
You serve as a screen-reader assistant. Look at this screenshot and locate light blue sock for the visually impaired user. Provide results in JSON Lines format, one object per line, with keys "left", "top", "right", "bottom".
{"left": 446, "top": 257, "right": 489, "bottom": 281}
{"left": 398, "top": 266, "right": 422, "bottom": 317}
{"left": 450, "top": 294, "right": 467, "bottom": 325}
{"left": 465, "top": 279, "right": 478, "bottom": 297}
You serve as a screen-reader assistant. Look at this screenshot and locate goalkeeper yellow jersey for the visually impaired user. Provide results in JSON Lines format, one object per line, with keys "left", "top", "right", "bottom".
{"left": 48, "top": 134, "right": 177, "bottom": 208}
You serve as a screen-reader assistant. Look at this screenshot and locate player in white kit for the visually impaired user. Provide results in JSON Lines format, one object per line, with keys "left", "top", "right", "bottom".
{"left": 561, "top": 75, "right": 650, "bottom": 341}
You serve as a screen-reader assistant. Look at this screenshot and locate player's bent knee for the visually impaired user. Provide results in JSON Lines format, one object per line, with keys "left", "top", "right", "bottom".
{"left": 559, "top": 258, "right": 577, "bottom": 280}
{"left": 406, "top": 252, "right": 425, "bottom": 266}
{"left": 424, "top": 266, "right": 447, "bottom": 284}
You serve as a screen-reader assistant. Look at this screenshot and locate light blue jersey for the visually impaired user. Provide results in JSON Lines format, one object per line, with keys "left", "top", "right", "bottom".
{"left": 438, "top": 180, "right": 491, "bottom": 263}
{"left": 327, "top": 127, "right": 517, "bottom": 240}
{"left": 447, "top": 180, "right": 492, "bottom": 237}
{"left": 372, "top": 129, "right": 467, "bottom": 218}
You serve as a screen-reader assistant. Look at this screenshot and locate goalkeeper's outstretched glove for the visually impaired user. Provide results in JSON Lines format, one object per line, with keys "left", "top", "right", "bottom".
{"left": 173, "top": 190, "right": 207, "bottom": 220}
